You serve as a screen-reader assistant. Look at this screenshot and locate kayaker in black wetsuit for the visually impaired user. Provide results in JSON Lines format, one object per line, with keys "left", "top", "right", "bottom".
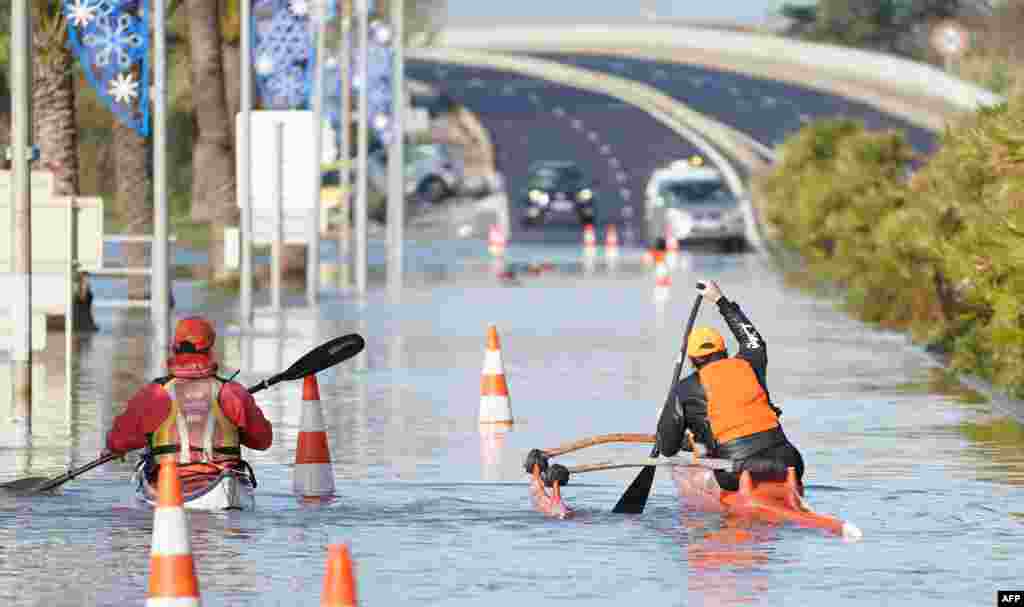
{"left": 656, "top": 279, "right": 805, "bottom": 491}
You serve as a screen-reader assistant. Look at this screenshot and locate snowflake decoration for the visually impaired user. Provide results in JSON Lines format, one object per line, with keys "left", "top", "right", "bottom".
{"left": 83, "top": 13, "right": 145, "bottom": 69}
{"left": 108, "top": 72, "right": 139, "bottom": 104}
{"left": 65, "top": 0, "right": 98, "bottom": 28}
{"left": 256, "top": 53, "right": 276, "bottom": 76}
{"left": 265, "top": 66, "right": 309, "bottom": 108}
{"left": 289, "top": 0, "right": 309, "bottom": 16}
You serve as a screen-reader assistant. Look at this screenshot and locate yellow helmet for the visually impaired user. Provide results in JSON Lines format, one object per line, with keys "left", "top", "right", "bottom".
{"left": 687, "top": 326, "right": 726, "bottom": 358}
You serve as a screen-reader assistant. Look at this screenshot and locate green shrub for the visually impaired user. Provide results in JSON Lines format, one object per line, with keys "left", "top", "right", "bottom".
{"left": 756, "top": 105, "right": 1024, "bottom": 400}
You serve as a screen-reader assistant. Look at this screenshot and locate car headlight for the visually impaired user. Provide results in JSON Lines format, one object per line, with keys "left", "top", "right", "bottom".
{"left": 528, "top": 190, "right": 550, "bottom": 205}
{"left": 576, "top": 188, "right": 593, "bottom": 202}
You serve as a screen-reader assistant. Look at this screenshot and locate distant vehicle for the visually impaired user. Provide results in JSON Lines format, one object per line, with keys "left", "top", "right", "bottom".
{"left": 367, "top": 143, "right": 464, "bottom": 204}
{"left": 521, "top": 160, "right": 597, "bottom": 227}
{"left": 645, "top": 156, "right": 747, "bottom": 253}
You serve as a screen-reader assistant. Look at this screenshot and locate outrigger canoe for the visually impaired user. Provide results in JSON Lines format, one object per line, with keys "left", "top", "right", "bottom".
{"left": 528, "top": 458, "right": 863, "bottom": 541}
{"left": 132, "top": 461, "right": 257, "bottom": 512}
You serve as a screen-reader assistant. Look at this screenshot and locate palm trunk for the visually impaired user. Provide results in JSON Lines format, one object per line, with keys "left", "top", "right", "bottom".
{"left": 113, "top": 120, "right": 152, "bottom": 299}
{"left": 31, "top": 7, "right": 79, "bottom": 196}
{"left": 187, "top": 0, "right": 236, "bottom": 283}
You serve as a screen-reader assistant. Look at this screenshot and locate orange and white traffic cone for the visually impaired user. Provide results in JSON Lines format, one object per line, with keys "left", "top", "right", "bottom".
{"left": 147, "top": 458, "right": 201, "bottom": 607}
{"left": 665, "top": 228, "right": 680, "bottom": 269}
{"left": 653, "top": 257, "right": 671, "bottom": 301}
{"left": 321, "top": 544, "right": 357, "bottom": 607}
{"left": 605, "top": 224, "right": 620, "bottom": 260}
{"left": 294, "top": 374, "right": 335, "bottom": 498}
{"left": 488, "top": 225, "right": 506, "bottom": 257}
{"left": 479, "top": 324, "right": 513, "bottom": 428}
{"left": 582, "top": 223, "right": 597, "bottom": 249}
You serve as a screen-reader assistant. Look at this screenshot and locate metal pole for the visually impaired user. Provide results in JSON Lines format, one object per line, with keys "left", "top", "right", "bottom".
{"left": 355, "top": 0, "right": 369, "bottom": 296}
{"left": 338, "top": 0, "right": 352, "bottom": 290}
{"left": 386, "top": 0, "right": 404, "bottom": 297}
{"left": 65, "top": 197, "right": 77, "bottom": 416}
{"left": 308, "top": 15, "right": 326, "bottom": 305}
{"left": 11, "top": 0, "right": 33, "bottom": 447}
{"left": 240, "top": 0, "right": 254, "bottom": 328}
{"left": 271, "top": 121, "right": 284, "bottom": 312}
{"left": 152, "top": 0, "right": 170, "bottom": 359}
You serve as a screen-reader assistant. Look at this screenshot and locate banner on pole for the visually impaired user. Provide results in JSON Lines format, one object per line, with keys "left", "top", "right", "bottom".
{"left": 65, "top": 0, "right": 152, "bottom": 137}
{"left": 252, "top": 0, "right": 321, "bottom": 110}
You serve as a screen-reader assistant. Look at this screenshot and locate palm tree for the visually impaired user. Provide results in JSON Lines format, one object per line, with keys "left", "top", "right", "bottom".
{"left": 113, "top": 119, "right": 152, "bottom": 300}
{"left": 30, "top": 1, "right": 80, "bottom": 196}
{"left": 187, "top": 0, "right": 236, "bottom": 282}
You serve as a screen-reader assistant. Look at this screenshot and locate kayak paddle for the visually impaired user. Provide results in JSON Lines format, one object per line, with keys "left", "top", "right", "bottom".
{"left": 0, "top": 332, "right": 366, "bottom": 495}
{"left": 612, "top": 292, "right": 702, "bottom": 514}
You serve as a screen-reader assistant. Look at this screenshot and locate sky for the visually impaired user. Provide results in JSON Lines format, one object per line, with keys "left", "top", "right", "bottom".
{"left": 443, "top": 0, "right": 790, "bottom": 26}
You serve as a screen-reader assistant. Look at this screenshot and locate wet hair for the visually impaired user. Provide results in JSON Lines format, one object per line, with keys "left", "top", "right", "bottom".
{"left": 690, "top": 350, "right": 727, "bottom": 369}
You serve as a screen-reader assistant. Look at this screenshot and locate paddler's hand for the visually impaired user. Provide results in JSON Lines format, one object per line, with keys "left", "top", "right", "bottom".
{"left": 696, "top": 279, "right": 723, "bottom": 304}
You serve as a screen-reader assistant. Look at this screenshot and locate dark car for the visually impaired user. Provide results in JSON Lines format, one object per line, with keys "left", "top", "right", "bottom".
{"left": 521, "top": 161, "right": 596, "bottom": 226}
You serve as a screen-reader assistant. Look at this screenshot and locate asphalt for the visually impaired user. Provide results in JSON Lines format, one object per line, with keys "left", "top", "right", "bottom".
{"left": 407, "top": 60, "right": 709, "bottom": 246}
{"left": 528, "top": 52, "right": 939, "bottom": 156}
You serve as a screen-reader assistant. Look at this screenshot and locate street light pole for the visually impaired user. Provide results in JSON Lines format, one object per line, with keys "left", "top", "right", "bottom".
{"left": 338, "top": 0, "right": 352, "bottom": 290}
{"left": 355, "top": 0, "right": 369, "bottom": 296}
{"left": 308, "top": 14, "right": 327, "bottom": 305}
{"left": 386, "top": 0, "right": 404, "bottom": 297}
{"left": 10, "top": 0, "right": 33, "bottom": 447}
{"left": 152, "top": 0, "right": 170, "bottom": 365}
{"left": 240, "top": 0, "right": 254, "bottom": 328}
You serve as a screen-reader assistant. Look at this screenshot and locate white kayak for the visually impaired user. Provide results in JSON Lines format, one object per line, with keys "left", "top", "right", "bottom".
{"left": 132, "top": 462, "right": 256, "bottom": 511}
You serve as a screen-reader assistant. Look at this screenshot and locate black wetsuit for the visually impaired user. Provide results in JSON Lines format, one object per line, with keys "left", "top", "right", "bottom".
{"left": 656, "top": 297, "right": 804, "bottom": 491}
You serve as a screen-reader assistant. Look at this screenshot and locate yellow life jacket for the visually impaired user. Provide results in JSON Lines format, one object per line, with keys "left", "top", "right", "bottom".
{"left": 148, "top": 377, "right": 241, "bottom": 464}
{"left": 698, "top": 357, "right": 779, "bottom": 446}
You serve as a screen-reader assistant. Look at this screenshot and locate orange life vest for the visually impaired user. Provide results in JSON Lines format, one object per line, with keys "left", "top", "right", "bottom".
{"left": 698, "top": 357, "right": 779, "bottom": 446}
{"left": 147, "top": 377, "right": 241, "bottom": 464}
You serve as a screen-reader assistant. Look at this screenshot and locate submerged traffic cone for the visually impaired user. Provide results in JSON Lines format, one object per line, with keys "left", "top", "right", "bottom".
{"left": 488, "top": 225, "right": 506, "bottom": 257}
{"left": 582, "top": 224, "right": 597, "bottom": 249}
{"left": 294, "top": 374, "right": 335, "bottom": 498}
{"left": 653, "top": 257, "right": 671, "bottom": 301}
{"left": 479, "top": 324, "right": 513, "bottom": 428}
{"left": 147, "top": 458, "right": 201, "bottom": 606}
{"left": 321, "top": 544, "right": 357, "bottom": 607}
{"left": 665, "top": 229, "right": 680, "bottom": 269}
{"left": 605, "top": 224, "right": 620, "bottom": 259}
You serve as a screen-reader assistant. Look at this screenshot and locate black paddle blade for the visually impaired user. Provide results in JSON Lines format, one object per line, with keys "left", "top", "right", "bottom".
{"left": 0, "top": 477, "right": 50, "bottom": 493}
{"left": 278, "top": 333, "right": 365, "bottom": 381}
{"left": 612, "top": 465, "right": 657, "bottom": 514}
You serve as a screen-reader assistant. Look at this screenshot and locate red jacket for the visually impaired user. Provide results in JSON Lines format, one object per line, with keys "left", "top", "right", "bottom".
{"left": 106, "top": 380, "right": 273, "bottom": 454}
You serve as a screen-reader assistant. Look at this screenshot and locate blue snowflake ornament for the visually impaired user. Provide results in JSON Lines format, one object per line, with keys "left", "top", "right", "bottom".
{"left": 253, "top": 1, "right": 316, "bottom": 109}
{"left": 66, "top": 0, "right": 151, "bottom": 137}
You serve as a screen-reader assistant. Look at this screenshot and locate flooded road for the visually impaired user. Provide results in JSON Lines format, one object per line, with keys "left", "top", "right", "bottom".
{"left": 1, "top": 236, "right": 1022, "bottom": 606}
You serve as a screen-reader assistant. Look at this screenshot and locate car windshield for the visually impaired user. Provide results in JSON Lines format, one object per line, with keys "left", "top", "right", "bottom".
{"left": 529, "top": 164, "right": 584, "bottom": 189}
{"left": 658, "top": 179, "right": 732, "bottom": 206}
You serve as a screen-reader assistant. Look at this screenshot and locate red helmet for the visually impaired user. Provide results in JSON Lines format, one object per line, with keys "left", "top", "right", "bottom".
{"left": 168, "top": 316, "right": 218, "bottom": 378}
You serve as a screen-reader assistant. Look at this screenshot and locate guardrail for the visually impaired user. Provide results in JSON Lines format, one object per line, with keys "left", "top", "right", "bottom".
{"left": 90, "top": 234, "right": 180, "bottom": 309}
{"left": 430, "top": 24, "right": 1003, "bottom": 116}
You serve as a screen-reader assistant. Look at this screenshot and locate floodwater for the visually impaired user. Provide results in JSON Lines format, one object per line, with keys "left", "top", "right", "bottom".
{"left": 1, "top": 235, "right": 1022, "bottom": 606}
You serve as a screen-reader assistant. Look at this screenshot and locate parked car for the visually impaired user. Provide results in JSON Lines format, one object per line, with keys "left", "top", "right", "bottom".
{"left": 644, "top": 156, "right": 747, "bottom": 252}
{"left": 521, "top": 160, "right": 597, "bottom": 227}
{"left": 367, "top": 143, "right": 464, "bottom": 204}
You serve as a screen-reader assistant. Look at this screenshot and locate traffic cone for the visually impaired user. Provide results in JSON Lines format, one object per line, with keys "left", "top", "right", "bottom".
{"left": 582, "top": 224, "right": 597, "bottom": 249}
{"left": 654, "top": 257, "right": 671, "bottom": 301}
{"left": 488, "top": 225, "right": 506, "bottom": 257}
{"left": 321, "top": 544, "right": 357, "bottom": 607}
{"left": 605, "top": 224, "right": 619, "bottom": 259}
{"left": 147, "top": 458, "right": 201, "bottom": 607}
{"left": 665, "top": 228, "right": 680, "bottom": 269}
{"left": 294, "top": 374, "right": 335, "bottom": 498}
{"left": 479, "top": 324, "right": 513, "bottom": 428}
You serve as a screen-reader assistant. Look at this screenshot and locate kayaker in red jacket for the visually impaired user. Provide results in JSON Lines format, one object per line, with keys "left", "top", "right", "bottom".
{"left": 104, "top": 316, "right": 273, "bottom": 476}
{"left": 656, "top": 280, "right": 804, "bottom": 491}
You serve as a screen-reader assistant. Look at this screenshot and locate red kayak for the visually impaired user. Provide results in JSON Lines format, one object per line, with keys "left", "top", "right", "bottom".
{"left": 528, "top": 461, "right": 862, "bottom": 540}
